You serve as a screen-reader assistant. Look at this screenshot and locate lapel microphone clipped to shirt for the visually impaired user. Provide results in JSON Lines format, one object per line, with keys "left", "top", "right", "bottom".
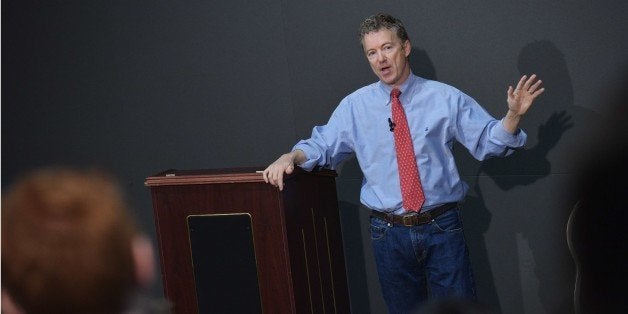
{"left": 388, "top": 117, "right": 396, "bottom": 132}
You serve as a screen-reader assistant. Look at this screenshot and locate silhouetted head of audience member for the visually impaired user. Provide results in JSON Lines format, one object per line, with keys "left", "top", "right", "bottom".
{"left": 2, "top": 168, "right": 157, "bottom": 314}
{"left": 567, "top": 67, "right": 628, "bottom": 313}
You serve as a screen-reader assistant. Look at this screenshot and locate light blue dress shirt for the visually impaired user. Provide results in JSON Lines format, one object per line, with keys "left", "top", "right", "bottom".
{"left": 294, "top": 73, "right": 527, "bottom": 214}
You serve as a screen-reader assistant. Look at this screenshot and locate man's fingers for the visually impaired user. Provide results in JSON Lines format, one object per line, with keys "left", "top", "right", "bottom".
{"left": 277, "top": 163, "right": 295, "bottom": 190}
{"left": 529, "top": 79, "right": 543, "bottom": 93}
{"left": 522, "top": 74, "right": 536, "bottom": 90}
{"left": 515, "top": 75, "right": 528, "bottom": 91}
{"left": 263, "top": 167, "right": 278, "bottom": 186}
{"left": 262, "top": 165, "right": 273, "bottom": 184}
{"left": 276, "top": 171, "right": 285, "bottom": 191}
{"left": 532, "top": 87, "right": 546, "bottom": 98}
{"left": 262, "top": 163, "right": 294, "bottom": 190}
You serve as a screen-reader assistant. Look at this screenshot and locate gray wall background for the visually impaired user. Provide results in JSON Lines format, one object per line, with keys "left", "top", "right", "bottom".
{"left": 3, "top": 1, "right": 627, "bottom": 313}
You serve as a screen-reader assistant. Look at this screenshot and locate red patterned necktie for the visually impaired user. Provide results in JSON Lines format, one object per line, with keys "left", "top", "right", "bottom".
{"left": 391, "top": 88, "right": 425, "bottom": 212}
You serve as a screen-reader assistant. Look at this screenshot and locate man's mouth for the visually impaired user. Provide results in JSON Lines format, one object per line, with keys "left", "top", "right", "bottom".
{"left": 380, "top": 66, "right": 392, "bottom": 76}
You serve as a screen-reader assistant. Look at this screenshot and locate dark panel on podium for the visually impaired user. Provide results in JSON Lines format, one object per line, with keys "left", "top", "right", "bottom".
{"left": 187, "top": 214, "right": 262, "bottom": 313}
{"left": 145, "top": 167, "right": 350, "bottom": 314}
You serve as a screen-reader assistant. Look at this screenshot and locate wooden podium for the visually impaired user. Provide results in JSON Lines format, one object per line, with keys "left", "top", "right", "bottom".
{"left": 145, "top": 168, "right": 350, "bottom": 313}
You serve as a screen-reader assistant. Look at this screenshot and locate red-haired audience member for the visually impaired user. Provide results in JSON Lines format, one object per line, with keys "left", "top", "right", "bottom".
{"left": 2, "top": 168, "right": 167, "bottom": 314}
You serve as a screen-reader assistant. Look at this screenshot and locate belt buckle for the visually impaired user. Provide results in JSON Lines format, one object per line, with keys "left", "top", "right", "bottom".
{"left": 401, "top": 214, "right": 416, "bottom": 226}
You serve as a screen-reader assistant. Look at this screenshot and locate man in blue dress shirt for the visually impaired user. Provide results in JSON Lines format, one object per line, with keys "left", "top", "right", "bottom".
{"left": 263, "top": 13, "right": 544, "bottom": 313}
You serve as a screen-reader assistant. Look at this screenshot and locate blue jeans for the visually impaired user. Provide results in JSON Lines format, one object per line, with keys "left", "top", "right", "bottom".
{"left": 370, "top": 207, "right": 476, "bottom": 314}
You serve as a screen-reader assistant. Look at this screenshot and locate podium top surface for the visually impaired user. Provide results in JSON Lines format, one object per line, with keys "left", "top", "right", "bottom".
{"left": 145, "top": 167, "right": 336, "bottom": 187}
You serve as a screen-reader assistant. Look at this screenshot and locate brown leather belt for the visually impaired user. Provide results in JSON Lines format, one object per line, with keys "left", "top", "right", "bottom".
{"left": 370, "top": 202, "right": 458, "bottom": 226}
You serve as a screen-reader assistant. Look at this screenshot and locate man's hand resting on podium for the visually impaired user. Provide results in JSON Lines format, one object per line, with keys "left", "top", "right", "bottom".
{"left": 263, "top": 149, "right": 306, "bottom": 191}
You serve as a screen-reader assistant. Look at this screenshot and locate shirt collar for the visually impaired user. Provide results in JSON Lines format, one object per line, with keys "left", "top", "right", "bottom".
{"left": 378, "top": 72, "right": 417, "bottom": 105}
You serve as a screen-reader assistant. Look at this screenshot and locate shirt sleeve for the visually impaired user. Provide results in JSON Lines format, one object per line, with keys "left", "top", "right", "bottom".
{"left": 454, "top": 92, "right": 527, "bottom": 161}
{"left": 293, "top": 99, "right": 355, "bottom": 171}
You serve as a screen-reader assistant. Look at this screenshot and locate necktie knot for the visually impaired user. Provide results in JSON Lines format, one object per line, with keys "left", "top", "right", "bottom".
{"left": 391, "top": 88, "right": 401, "bottom": 99}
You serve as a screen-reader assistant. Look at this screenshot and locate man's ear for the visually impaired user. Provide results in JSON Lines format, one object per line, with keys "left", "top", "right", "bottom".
{"left": 403, "top": 40, "right": 412, "bottom": 58}
{"left": 132, "top": 235, "right": 156, "bottom": 288}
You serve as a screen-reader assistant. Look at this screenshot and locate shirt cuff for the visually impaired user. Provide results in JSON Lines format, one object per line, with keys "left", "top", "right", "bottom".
{"left": 292, "top": 142, "right": 320, "bottom": 171}
{"left": 495, "top": 119, "right": 527, "bottom": 147}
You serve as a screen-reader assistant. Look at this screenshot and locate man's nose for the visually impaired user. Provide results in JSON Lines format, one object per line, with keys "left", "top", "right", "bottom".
{"left": 377, "top": 51, "right": 387, "bottom": 63}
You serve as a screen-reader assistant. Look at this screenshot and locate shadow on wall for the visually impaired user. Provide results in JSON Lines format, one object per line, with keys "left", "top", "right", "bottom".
{"left": 464, "top": 40, "right": 604, "bottom": 314}
{"left": 410, "top": 47, "right": 438, "bottom": 81}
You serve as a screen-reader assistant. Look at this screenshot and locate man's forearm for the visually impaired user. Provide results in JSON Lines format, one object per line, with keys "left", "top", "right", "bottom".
{"left": 502, "top": 110, "right": 522, "bottom": 134}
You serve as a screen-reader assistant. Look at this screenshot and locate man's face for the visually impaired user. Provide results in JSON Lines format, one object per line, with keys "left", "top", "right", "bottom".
{"left": 362, "top": 28, "right": 411, "bottom": 88}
